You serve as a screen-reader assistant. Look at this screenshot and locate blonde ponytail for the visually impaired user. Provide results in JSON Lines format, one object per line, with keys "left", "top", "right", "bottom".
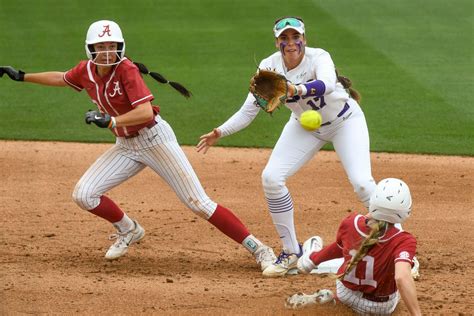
{"left": 336, "top": 220, "right": 387, "bottom": 280}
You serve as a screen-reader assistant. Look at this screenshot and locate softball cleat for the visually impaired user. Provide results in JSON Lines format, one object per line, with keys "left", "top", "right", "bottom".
{"left": 254, "top": 245, "right": 277, "bottom": 271}
{"left": 262, "top": 245, "right": 302, "bottom": 277}
{"left": 105, "top": 220, "right": 145, "bottom": 260}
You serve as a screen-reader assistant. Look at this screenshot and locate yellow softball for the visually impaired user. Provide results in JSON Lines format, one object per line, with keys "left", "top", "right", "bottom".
{"left": 300, "top": 110, "right": 322, "bottom": 131}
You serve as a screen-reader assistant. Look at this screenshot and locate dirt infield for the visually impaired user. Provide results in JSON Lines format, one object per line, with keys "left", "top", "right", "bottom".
{"left": 1, "top": 140, "right": 472, "bottom": 315}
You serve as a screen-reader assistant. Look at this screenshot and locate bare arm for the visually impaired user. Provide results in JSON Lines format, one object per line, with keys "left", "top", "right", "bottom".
{"left": 395, "top": 262, "right": 421, "bottom": 316}
{"left": 24, "top": 72, "right": 67, "bottom": 86}
{"left": 115, "top": 102, "right": 154, "bottom": 127}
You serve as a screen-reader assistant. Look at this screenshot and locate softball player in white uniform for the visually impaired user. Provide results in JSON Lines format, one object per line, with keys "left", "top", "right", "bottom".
{"left": 0, "top": 20, "right": 276, "bottom": 270}
{"left": 198, "top": 16, "right": 376, "bottom": 277}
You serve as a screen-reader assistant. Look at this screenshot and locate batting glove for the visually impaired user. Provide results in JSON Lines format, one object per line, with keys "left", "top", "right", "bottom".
{"left": 85, "top": 110, "right": 115, "bottom": 128}
{"left": 0, "top": 66, "right": 25, "bottom": 81}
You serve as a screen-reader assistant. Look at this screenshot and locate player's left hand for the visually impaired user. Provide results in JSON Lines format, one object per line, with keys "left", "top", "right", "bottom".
{"left": 85, "top": 110, "right": 113, "bottom": 128}
{"left": 0, "top": 66, "right": 25, "bottom": 81}
{"left": 196, "top": 128, "right": 221, "bottom": 154}
{"left": 287, "top": 82, "right": 298, "bottom": 97}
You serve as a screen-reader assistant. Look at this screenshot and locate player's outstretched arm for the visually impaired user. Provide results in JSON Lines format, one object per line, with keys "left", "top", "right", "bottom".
{"left": 395, "top": 262, "right": 421, "bottom": 316}
{"left": 196, "top": 128, "right": 221, "bottom": 154}
{"left": 0, "top": 66, "right": 66, "bottom": 86}
{"left": 25, "top": 72, "right": 67, "bottom": 86}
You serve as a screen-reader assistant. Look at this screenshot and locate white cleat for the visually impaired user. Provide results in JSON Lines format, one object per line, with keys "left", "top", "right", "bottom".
{"left": 411, "top": 256, "right": 420, "bottom": 280}
{"left": 254, "top": 245, "right": 277, "bottom": 271}
{"left": 105, "top": 220, "right": 145, "bottom": 260}
{"left": 285, "top": 289, "right": 335, "bottom": 309}
{"left": 262, "top": 245, "right": 302, "bottom": 277}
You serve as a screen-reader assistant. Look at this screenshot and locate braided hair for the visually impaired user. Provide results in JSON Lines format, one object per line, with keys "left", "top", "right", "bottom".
{"left": 336, "top": 219, "right": 388, "bottom": 280}
{"left": 132, "top": 61, "right": 192, "bottom": 98}
{"left": 336, "top": 69, "right": 361, "bottom": 103}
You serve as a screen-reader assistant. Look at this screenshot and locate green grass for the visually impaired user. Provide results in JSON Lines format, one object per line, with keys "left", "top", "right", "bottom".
{"left": 0, "top": 0, "right": 472, "bottom": 155}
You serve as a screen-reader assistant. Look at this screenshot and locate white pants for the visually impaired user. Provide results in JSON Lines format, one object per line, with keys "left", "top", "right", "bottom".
{"left": 263, "top": 99, "right": 375, "bottom": 203}
{"left": 72, "top": 115, "right": 217, "bottom": 219}
{"left": 262, "top": 100, "right": 375, "bottom": 252}
{"left": 336, "top": 280, "right": 400, "bottom": 315}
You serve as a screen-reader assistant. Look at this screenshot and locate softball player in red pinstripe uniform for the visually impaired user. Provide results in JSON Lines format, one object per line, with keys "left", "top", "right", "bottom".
{"left": 288, "top": 178, "right": 421, "bottom": 315}
{"left": 0, "top": 20, "right": 275, "bottom": 269}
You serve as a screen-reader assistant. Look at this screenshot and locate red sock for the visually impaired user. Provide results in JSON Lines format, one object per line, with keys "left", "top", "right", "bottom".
{"left": 208, "top": 205, "right": 250, "bottom": 244}
{"left": 88, "top": 195, "right": 124, "bottom": 223}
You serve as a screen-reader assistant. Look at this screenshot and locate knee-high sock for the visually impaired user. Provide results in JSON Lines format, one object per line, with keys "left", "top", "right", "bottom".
{"left": 89, "top": 196, "right": 133, "bottom": 232}
{"left": 266, "top": 189, "right": 299, "bottom": 254}
{"left": 208, "top": 204, "right": 250, "bottom": 245}
{"left": 89, "top": 195, "right": 134, "bottom": 232}
{"left": 89, "top": 195, "right": 124, "bottom": 223}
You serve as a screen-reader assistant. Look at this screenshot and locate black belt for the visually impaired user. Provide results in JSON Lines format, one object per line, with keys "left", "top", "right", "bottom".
{"left": 320, "top": 103, "right": 351, "bottom": 127}
{"left": 362, "top": 293, "right": 390, "bottom": 302}
{"left": 124, "top": 120, "right": 157, "bottom": 139}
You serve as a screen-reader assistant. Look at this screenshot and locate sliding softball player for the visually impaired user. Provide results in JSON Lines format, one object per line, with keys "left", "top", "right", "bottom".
{"left": 289, "top": 178, "right": 421, "bottom": 315}
{"left": 0, "top": 20, "right": 275, "bottom": 270}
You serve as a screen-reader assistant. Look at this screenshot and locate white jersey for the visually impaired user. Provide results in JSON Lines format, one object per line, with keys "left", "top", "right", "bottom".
{"left": 218, "top": 47, "right": 350, "bottom": 137}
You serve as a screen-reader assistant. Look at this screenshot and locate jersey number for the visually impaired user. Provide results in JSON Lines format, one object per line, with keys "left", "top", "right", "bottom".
{"left": 343, "top": 249, "right": 377, "bottom": 287}
{"left": 306, "top": 96, "right": 326, "bottom": 110}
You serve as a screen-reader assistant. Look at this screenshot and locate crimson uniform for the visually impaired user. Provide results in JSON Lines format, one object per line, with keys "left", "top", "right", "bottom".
{"left": 64, "top": 58, "right": 156, "bottom": 137}
{"left": 312, "top": 213, "right": 416, "bottom": 314}
{"left": 65, "top": 57, "right": 265, "bottom": 256}
{"left": 0, "top": 19, "right": 276, "bottom": 267}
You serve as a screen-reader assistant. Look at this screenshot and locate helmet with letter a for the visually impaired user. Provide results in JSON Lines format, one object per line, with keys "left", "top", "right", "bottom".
{"left": 85, "top": 20, "right": 125, "bottom": 66}
{"left": 369, "top": 178, "right": 412, "bottom": 224}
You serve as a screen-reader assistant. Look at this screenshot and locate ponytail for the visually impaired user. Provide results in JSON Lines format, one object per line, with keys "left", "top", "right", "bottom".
{"left": 336, "top": 69, "right": 361, "bottom": 103}
{"left": 335, "top": 220, "right": 387, "bottom": 280}
{"left": 133, "top": 61, "right": 192, "bottom": 98}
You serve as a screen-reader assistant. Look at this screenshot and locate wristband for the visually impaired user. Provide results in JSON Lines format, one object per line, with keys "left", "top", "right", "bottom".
{"left": 296, "top": 84, "right": 306, "bottom": 96}
{"left": 109, "top": 117, "right": 117, "bottom": 129}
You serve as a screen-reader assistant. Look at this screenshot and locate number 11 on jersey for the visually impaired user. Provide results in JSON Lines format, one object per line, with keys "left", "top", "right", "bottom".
{"left": 343, "top": 249, "right": 377, "bottom": 287}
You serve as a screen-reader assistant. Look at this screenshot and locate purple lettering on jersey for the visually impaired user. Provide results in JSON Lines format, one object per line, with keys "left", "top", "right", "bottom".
{"left": 303, "top": 80, "right": 326, "bottom": 97}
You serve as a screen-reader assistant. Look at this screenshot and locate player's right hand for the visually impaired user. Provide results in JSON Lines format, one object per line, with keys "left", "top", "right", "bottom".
{"left": 0, "top": 66, "right": 25, "bottom": 81}
{"left": 85, "top": 110, "right": 113, "bottom": 128}
{"left": 297, "top": 252, "right": 316, "bottom": 274}
{"left": 196, "top": 128, "right": 221, "bottom": 154}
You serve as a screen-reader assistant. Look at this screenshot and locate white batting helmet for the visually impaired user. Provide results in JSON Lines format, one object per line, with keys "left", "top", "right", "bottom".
{"left": 369, "top": 178, "right": 412, "bottom": 224}
{"left": 85, "top": 20, "right": 125, "bottom": 65}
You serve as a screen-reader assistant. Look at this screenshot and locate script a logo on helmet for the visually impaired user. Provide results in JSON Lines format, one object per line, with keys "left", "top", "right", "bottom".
{"left": 98, "top": 25, "right": 112, "bottom": 38}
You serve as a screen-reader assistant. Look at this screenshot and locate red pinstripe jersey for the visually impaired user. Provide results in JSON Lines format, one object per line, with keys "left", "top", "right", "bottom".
{"left": 336, "top": 213, "right": 416, "bottom": 296}
{"left": 64, "top": 58, "right": 155, "bottom": 137}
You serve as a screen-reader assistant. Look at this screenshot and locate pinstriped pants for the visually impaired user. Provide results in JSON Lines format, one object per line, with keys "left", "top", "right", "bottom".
{"left": 72, "top": 115, "right": 217, "bottom": 219}
{"left": 336, "top": 280, "right": 400, "bottom": 315}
